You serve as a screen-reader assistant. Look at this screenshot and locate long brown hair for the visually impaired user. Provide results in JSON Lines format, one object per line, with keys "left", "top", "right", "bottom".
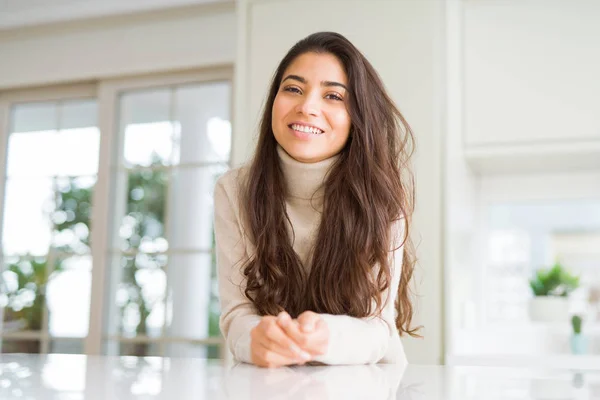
{"left": 241, "top": 32, "right": 419, "bottom": 336}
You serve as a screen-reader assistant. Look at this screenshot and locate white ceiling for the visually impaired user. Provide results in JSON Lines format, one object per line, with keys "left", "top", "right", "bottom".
{"left": 0, "top": 0, "right": 225, "bottom": 30}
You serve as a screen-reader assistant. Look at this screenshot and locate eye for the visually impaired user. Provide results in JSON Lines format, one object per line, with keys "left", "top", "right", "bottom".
{"left": 325, "top": 93, "right": 343, "bottom": 101}
{"left": 283, "top": 86, "right": 302, "bottom": 94}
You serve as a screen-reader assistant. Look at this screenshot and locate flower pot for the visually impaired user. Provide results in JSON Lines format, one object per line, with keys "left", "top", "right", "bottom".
{"left": 528, "top": 296, "right": 569, "bottom": 322}
{"left": 570, "top": 334, "right": 587, "bottom": 355}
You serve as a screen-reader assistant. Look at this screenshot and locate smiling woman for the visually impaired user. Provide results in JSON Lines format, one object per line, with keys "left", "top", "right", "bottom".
{"left": 214, "top": 31, "right": 418, "bottom": 368}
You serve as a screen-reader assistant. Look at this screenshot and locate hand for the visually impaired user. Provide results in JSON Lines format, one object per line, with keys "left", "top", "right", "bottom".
{"left": 277, "top": 311, "right": 329, "bottom": 357}
{"left": 250, "top": 315, "right": 312, "bottom": 368}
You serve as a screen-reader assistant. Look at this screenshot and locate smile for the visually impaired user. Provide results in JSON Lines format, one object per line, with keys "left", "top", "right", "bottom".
{"left": 288, "top": 123, "right": 324, "bottom": 135}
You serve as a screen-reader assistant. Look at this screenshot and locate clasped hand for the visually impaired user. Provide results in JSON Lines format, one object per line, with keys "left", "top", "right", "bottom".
{"left": 250, "top": 311, "right": 329, "bottom": 368}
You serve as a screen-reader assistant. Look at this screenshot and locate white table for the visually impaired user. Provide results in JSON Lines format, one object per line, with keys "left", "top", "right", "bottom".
{"left": 0, "top": 354, "right": 599, "bottom": 399}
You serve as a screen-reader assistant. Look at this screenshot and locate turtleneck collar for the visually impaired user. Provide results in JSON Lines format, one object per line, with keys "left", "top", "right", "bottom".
{"left": 276, "top": 145, "right": 339, "bottom": 200}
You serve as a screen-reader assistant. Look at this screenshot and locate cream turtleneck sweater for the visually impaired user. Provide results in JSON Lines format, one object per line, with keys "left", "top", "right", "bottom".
{"left": 214, "top": 146, "right": 407, "bottom": 365}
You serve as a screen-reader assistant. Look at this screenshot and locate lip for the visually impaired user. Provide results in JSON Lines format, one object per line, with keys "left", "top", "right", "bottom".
{"left": 288, "top": 125, "right": 319, "bottom": 141}
{"left": 288, "top": 121, "right": 325, "bottom": 133}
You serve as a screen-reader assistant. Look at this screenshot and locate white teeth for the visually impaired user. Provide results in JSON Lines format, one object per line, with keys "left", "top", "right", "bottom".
{"left": 291, "top": 124, "right": 323, "bottom": 135}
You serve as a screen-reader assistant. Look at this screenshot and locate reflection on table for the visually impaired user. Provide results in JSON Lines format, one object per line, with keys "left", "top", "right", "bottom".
{"left": 0, "top": 354, "right": 599, "bottom": 399}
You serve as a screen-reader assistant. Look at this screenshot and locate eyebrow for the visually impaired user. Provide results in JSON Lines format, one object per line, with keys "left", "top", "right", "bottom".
{"left": 282, "top": 74, "right": 348, "bottom": 91}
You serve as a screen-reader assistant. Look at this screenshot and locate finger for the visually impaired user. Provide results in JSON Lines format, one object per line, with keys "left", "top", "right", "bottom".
{"left": 297, "top": 311, "right": 321, "bottom": 333}
{"left": 277, "top": 313, "right": 309, "bottom": 348}
{"left": 252, "top": 335, "right": 304, "bottom": 366}
{"left": 253, "top": 342, "right": 300, "bottom": 368}
{"left": 258, "top": 331, "right": 310, "bottom": 363}
{"left": 262, "top": 316, "right": 311, "bottom": 362}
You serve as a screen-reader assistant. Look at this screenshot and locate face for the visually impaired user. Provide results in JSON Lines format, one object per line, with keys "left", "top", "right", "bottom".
{"left": 271, "top": 52, "right": 352, "bottom": 163}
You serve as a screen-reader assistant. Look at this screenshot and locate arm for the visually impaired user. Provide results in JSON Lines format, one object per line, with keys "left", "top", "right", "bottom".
{"left": 312, "top": 221, "right": 406, "bottom": 365}
{"left": 214, "top": 173, "right": 261, "bottom": 363}
{"left": 215, "top": 173, "right": 320, "bottom": 367}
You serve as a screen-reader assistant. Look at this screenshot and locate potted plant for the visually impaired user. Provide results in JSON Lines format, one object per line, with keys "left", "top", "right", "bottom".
{"left": 528, "top": 262, "right": 579, "bottom": 322}
{"left": 570, "top": 315, "right": 587, "bottom": 354}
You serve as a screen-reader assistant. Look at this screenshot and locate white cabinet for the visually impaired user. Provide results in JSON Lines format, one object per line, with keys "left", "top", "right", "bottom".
{"left": 463, "top": 0, "right": 600, "bottom": 147}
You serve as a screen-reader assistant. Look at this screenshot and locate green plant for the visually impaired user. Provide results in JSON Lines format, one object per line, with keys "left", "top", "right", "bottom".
{"left": 529, "top": 262, "right": 579, "bottom": 297}
{"left": 571, "top": 315, "right": 583, "bottom": 334}
{"left": 2, "top": 151, "right": 223, "bottom": 356}
{"left": 2, "top": 257, "right": 63, "bottom": 332}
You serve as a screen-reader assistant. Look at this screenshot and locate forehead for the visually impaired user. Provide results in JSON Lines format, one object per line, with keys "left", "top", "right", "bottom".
{"left": 282, "top": 52, "right": 348, "bottom": 84}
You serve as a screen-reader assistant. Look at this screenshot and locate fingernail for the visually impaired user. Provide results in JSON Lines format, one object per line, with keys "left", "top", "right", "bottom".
{"left": 300, "top": 351, "right": 311, "bottom": 361}
{"left": 290, "top": 344, "right": 302, "bottom": 354}
{"left": 301, "top": 324, "right": 314, "bottom": 333}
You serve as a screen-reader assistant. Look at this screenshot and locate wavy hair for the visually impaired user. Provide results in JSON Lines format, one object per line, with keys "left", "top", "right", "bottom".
{"left": 241, "top": 32, "right": 419, "bottom": 336}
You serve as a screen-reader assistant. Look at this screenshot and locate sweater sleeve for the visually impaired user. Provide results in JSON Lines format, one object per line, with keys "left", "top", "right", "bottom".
{"left": 312, "top": 220, "right": 407, "bottom": 365}
{"left": 214, "top": 172, "right": 261, "bottom": 364}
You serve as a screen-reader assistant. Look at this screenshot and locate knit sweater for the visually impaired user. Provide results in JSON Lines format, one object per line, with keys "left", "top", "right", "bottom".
{"left": 214, "top": 145, "right": 407, "bottom": 365}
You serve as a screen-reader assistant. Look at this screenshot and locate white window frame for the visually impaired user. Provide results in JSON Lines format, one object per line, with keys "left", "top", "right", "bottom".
{"left": 0, "top": 66, "right": 233, "bottom": 358}
{"left": 0, "top": 83, "right": 97, "bottom": 354}
{"left": 88, "top": 67, "right": 233, "bottom": 357}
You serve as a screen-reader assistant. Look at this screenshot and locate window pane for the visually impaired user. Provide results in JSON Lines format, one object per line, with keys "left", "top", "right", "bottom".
{"left": 55, "top": 99, "right": 100, "bottom": 177}
{"left": 0, "top": 340, "right": 41, "bottom": 354}
{"left": 116, "top": 170, "right": 168, "bottom": 253}
{"left": 174, "top": 82, "right": 232, "bottom": 164}
{"left": 2, "top": 179, "right": 54, "bottom": 256}
{"left": 165, "top": 253, "right": 213, "bottom": 340}
{"left": 53, "top": 127, "right": 100, "bottom": 177}
{"left": 6, "top": 131, "right": 58, "bottom": 178}
{"left": 7, "top": 100, "right": 99, "bottom": 178}
{"left": 10, "top": 102, "right": 57, "bottom": 134}
{"left": 51, "top": 176, "right": 96, "bottom": 254}
{"left": 168, "top": 166, "right": 226, "bottom": 251}
{"left": 47, "top": 255, "right": 92, "bottom": 338}
{"left": 1, "top": 255, "right": 49, "bottom": 332}
{"left": 60, "top": 99, "right": 97, "bottom": 130}
{"left": 108, "top": 254, "right": 167, "bottom": 338}
{"left": 119, "top": 89, "right": 173, "bottom": 167}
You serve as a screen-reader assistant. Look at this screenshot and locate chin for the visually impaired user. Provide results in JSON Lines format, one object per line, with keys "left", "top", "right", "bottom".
{"left": 283, "top": 143, "right": 323, "bottom": 163}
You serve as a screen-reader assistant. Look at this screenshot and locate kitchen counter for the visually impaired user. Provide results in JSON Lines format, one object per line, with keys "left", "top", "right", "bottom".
{"left": 0, "top": 353, "right": 599, "bottom": 399}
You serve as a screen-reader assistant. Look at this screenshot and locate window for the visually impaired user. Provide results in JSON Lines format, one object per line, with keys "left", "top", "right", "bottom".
{"left": 484, "top": 200, "right": 600, "bottom": 324}
{"left": 99, "top": 75, "right": 232, "bottom": 358}
{"left": 0, "top": 70, "right": 233, "bottom": 359}
{"left": 0, "top": 93, "right": 98, "bottom": 354}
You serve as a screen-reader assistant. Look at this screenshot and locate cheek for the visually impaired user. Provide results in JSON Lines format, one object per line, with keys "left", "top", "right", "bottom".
{"left": 331, "top": 110, "right": 352, "bottom": 140}
{"left": 271, "top": 97, "right": 282, "bottom": 122}
{"left": 272, "top": 96, "right": 293, "bottom": 123}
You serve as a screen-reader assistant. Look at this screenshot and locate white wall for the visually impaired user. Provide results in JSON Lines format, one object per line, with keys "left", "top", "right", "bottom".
{"left": 444, "top": 0, "right": 481, "bottom": 357}
{"left": 233, "top": 0, "right": 445, "bottom": 364}
{"left": 0, "top": 2, "right": 236, "bottom": 89}
{"left": 0, "top": 0, "right": 224, "bottom": 30}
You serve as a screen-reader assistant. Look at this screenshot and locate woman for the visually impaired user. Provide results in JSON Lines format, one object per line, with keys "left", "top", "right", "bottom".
{"left": 214, "top": 31, "right": 418, "bottom": 368}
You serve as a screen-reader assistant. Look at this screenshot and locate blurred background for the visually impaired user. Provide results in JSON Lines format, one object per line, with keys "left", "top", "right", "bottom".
{"left": 0, "top": 0, "right": 598, "bottom": 370}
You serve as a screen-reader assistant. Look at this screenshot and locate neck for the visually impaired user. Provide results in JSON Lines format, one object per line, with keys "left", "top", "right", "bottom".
{"left": 276, "top": 145, "right": 339, "bottom": 200}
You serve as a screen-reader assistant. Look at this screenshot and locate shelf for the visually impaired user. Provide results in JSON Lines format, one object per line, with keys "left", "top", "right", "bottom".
{"left": 464, "top": 139, "right": 600, "bottom": 174}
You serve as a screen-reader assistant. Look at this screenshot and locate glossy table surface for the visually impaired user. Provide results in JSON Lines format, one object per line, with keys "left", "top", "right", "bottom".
{"left": 0, "top": 354, "right": 599, "bottom": 399}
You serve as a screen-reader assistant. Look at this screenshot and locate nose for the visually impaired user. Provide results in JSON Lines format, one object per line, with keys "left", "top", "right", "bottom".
{"left": 296, "top": 94, "right": 320, "bottom": 117}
